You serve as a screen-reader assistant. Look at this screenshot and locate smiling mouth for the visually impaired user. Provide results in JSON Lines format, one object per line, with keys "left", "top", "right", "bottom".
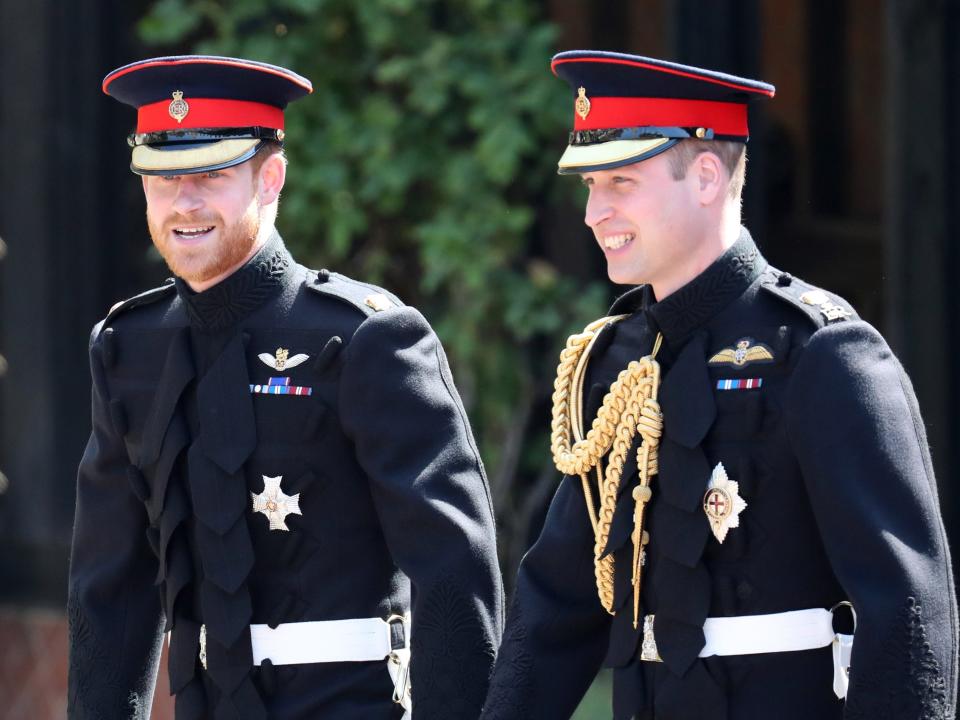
{"left": 172, "top": 226, "right": 215, "bottom": 240}
{"left": 603, "top": 233, "right": 635, "bottom": 250}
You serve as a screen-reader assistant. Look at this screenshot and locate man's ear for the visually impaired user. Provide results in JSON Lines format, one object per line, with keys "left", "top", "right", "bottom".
{"left": 257, "top": 153, "right": 286, "bottom": 205}
{"left": 693, "top": 151, "right": 725, "bottom": 205}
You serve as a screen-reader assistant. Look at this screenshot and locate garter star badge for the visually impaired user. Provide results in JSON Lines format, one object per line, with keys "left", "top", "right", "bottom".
{"left": 168, "top": 90, "right": 190, "bottom": 123}
{"left": 575, "top": 86, "right": 591, "bottom": 120}
{"left": 251, "top": 475, "right": 302, "bottom": 531}
{"left": 703, "top": 462, "right": 747, "bottom": 543}
{"left": 259, "top": 347, "right": 310, "bottom": 372}
{"left": 708, "top": 338, "right": 774, "bottom": 367}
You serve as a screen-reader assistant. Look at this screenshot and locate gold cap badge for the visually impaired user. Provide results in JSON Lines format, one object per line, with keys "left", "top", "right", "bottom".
{"left": 575, "top": 86, "right": 591, "bottom": 120}
{"left": 168, "top": 90, "right": 190, "bottom": 124}
{"left": 703, "top": 462, "right": 747, "bottom": 543}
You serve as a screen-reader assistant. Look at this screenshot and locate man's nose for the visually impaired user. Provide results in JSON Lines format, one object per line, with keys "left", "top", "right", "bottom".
{"left": 170, "top": 178, "right": 204, "bottom": 215}
{"left": 584, "top": 189, "right": 613, "bottom": 229}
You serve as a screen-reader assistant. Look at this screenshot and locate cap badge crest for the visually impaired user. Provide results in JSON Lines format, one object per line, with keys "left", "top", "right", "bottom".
{"left": 703, "top": 462, "right": 747, "bottom": 543}
{"left": 168, "top": 90, "right": 190, "bottom": 124}
{"left": 575, "top": 86, "right": 591, "bottom": 120}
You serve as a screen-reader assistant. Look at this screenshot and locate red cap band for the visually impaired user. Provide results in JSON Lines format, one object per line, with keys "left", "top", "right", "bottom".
{"left": 574, "top": 97, "right": 748, "bottom": 135}
{"left": 137, "top": 97, "right": 285, "bottom": 133}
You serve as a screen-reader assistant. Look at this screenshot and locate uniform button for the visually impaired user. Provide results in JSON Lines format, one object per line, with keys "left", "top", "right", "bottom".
{"left": 777, "top": 272, "right": 793, "bottom": 286}
{"left": 736, "top": 580, "right": 753, "bottom": 600}
{"left": 316, "top": 268, "right": 330, "bottom": 283}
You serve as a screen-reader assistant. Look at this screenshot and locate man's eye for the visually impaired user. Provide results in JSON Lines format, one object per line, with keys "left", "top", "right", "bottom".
{"left": 205, "top": 171, "right": 222, "bottom": 179}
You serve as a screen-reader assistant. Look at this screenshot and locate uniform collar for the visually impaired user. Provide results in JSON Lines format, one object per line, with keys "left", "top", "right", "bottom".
{"left": 608, "top": 227, "right": 766, "bottom": 347}
{"left": 175, "top": 230, "right": 294, "bottom": 332}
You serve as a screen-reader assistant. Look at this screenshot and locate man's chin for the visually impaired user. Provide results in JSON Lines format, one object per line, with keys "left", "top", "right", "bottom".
{"left": 606, "top": 265, "right": 644, "bottom": 286}
{"left": 168, "top": 263, "right": 219, "bottom": 285}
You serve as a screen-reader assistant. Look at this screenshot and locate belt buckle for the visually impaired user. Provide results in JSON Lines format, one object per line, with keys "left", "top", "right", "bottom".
{"left": 386, "top": 614, "right": 411, "bottom": 706}
{"left": 199, "top": 624, "right": 208, "bottom": 670}
{"left": 639, "top": 614, "right": 662, "bottom": 662}
{"left": 830, "top": 601, "right": 858, "bottom": 634}
{"left": 386, "top": 614, "right": 407, "bottom": 651}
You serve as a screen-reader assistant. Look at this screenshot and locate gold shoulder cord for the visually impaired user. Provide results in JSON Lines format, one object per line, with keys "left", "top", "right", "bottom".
{"left": 551, "top": 317, "right": 663, "bottom": 629}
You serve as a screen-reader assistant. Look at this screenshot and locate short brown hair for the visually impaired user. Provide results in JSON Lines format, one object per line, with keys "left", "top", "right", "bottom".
{"left": 665, "top": 140, "right": 746, "bottom": 200}
{"left": 249, "top": 140, "right": 286, "bottom": 175}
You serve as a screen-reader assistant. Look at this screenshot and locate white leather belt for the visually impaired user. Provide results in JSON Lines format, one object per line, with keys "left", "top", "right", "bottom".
{"left": 199, "top": 615, "right": 412, "bottom": 714}
{"left": 248, "top": 616, "right": 400, "bottom": 665}
{"left": 641, "top": 605, "right": 855, "bottom": 699}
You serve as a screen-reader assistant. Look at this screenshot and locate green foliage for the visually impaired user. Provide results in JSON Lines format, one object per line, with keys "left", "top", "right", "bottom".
{"left": 138, "top": 0, "right": 607, "bottom": 535}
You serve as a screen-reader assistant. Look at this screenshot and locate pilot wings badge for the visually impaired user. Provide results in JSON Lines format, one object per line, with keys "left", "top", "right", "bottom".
{"left": 708, "top": 338, "right": 774, "bottom": 368}
{"left": 259, "top": 347, "right": 310, "bottom": 372}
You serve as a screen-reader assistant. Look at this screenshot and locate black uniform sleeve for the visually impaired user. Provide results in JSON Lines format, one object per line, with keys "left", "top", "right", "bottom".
{"left": 480, "top": 474, "right": 612, "bottom": 720}
{"left": 67, "top": 325, "right": 164, "bottom": 719}
{"left": 784, "top": 321, "right": 958, "bottom": 719}
{"left": 338, "top": 306, "right": 504, "bottom": 719}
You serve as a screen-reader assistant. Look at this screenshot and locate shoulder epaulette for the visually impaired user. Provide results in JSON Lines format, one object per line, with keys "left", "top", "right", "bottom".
{"left": 759, "top": 268, "right": 858, "bottom": 328}
{"left": 102, "top": 279, "right": 177, "bottom": 328}
{"left": 304, "top": 269, "right": 405, "bottom": 318}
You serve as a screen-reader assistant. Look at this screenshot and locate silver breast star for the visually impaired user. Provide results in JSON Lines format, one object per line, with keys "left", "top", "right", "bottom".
{"left": 251, "top": 475, "right": 302, "bottom": 531}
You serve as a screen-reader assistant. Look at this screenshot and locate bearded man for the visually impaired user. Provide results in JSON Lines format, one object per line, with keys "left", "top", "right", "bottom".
{"left": 67, "top": 55, "right": 503, "bottom": 720}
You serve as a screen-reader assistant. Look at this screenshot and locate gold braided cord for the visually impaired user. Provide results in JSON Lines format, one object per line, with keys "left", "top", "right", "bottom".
{"left": 552, "top": 315, "right": 628, "bottom": 535}
{"left": 579, "top": 470, "right": 600, "bottom": 536}
{"left": 630, "top": 335, "right": 662, "bottom": 627}
{"left": 551, "top": 318, "right": 663, "bottom": 615}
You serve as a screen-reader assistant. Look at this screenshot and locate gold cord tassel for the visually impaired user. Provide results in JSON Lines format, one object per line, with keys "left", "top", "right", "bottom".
{"left": 551, "top": 320, "right": 663, "bottom": 616}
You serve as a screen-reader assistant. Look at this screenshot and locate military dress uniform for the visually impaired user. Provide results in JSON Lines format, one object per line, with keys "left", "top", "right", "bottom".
{"left": 479, "top": 52, "right": 957, "bottom": 720}
{"left": 67, "top": 57, "right": 503, "bottom": 719}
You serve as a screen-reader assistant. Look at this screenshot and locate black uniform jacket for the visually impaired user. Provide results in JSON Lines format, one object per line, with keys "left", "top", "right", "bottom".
{"left": 481, "top": 229, "right": 957, "bottom": 720}
{"left": 68, "top": 233, "right": 504, "bottom": 719}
